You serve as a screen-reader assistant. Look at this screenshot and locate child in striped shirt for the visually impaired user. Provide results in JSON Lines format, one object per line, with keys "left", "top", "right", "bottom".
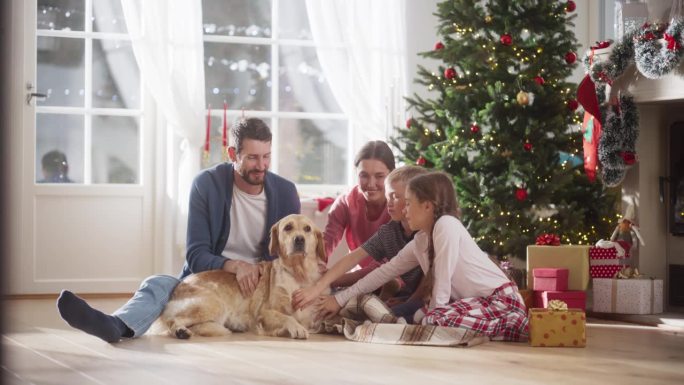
{"left": 292, "top": 166, "right": 429, "bottom": 316}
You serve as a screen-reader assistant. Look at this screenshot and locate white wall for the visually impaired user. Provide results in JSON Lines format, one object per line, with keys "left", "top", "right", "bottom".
{"left": 404, "top": 0, "right": 441, "bottom": 104}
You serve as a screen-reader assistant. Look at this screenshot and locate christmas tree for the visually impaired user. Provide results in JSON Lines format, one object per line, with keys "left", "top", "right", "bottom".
{"left": 392, "top": 0, "right": 619, "bottom": 260}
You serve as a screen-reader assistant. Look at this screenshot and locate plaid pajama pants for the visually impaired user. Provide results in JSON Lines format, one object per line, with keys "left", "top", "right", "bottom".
{"left": 422, "top": 282, "right": 529, "bottom": 342}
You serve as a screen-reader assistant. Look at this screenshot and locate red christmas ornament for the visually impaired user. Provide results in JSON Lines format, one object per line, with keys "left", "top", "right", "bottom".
{"left": 565, "top": 1, "right": 576, "bottom": 13}
{"left": 567, "top": 99, "right": 579, "bottom": 111}
{"left": 416, "top": 156, "right": 426, "bottom": 166}
{"left": 565, "top": 51, "right": 577, "bottom": 64}
{"left": 515, "top": 188, "right": 528, "bottom": 201}
{"left": 534, "top": 76, "right": 545, "bottom": 85}
{"left": 500, "top": 34, "right": 513, "bottom": 46}
{"left": 621, "top": 151, "right": 637, "bottom": 165}
{"left": 470, "top": 123, "right": 480, "bottom": 133}
{"left": 444, "top": 67, "right": 457, "bottom": 79}
{"left": 434, "top": 41, "right": 445, "bottom": 50}
{"left": 523, "top": 142, "right": 533, "bottom": 151}
{"left": 406, "top": 118, "right": 413, "bottom": 129}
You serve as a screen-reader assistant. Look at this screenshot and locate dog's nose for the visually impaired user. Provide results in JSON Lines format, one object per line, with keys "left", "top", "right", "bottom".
{"left": 294, "top": 236, "right": 305, "bottom": 246}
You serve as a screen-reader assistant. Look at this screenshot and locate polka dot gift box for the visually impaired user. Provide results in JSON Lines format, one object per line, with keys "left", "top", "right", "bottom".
{"left": 589, "top": 245, "right": 630, "bottom": 278}
{"left": 529, "top": 300, "right": 586, "bottom": 348}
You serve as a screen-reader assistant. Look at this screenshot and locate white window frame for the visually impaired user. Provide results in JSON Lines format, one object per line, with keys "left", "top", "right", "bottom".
{"left": 202, "top": 0, "right": 353, "bottom": 198}
{"left": 35, "top": 0, "right": 144, "bottom": 186}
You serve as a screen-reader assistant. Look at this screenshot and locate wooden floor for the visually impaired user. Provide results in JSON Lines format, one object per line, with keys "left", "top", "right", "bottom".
{"left": 2, "top": 298, "right": 684, "bottom": 385}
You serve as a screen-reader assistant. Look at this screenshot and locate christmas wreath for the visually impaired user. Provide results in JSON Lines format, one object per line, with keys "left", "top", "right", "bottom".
{"left": 634, "top": 21, "right": 684, "bottom": 79}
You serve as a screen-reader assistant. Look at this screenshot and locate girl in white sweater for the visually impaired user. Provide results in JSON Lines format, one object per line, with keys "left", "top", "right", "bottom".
{"left": 317, "top": 172, "right": 529, "bottom": 341}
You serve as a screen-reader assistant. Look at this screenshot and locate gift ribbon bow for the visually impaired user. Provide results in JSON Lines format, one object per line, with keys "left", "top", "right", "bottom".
{"left": 664, "top": 33, "right": 681, "bottom": 51}
{"left": 614, "top": 266, "right": 642, "bottom": 279}
{"left": 548, "top": 300, "right": 568, "bottom": 311}
{"left": 535, "top": 233, "right": 561, "bottom": 246}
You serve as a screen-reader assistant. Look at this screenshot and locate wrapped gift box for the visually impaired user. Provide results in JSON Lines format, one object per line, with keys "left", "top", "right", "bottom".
{"left": 590, "top": 264, "right": 629, "bottom": 278}
{"left": 534, "top": 290, "right": 587, "bottom": 311}
{"left": 518, "top": 289, "right": 533, "bottom": 311}
{"left": 589, "top": 246, "right": 630, "bottom": 278}
{"left": 589, "top": 246, "right": 621, "bottom": 259}
{"left": 533, "top": 268, "right": 569, "bottom": 291}
{"left": 593, "top": 278, "right": 663, "bottom": 314}
{"left": 529, "top": 307, "right": 586, "bottom": 347}
{"left": 527, "top": 245, "right": 590, "bottom": 290}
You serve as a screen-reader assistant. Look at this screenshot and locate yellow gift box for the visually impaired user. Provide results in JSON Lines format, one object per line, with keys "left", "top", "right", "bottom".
{"left": 526, "top": 245, "right": 590, "bottom": 290}
{"left": 529, "top": 301, "right": 586, "bottom": 347}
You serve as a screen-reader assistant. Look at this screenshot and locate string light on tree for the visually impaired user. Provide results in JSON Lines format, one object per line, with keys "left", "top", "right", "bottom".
{"left": 391, "top": 0, "right": 618, "bottom": 261}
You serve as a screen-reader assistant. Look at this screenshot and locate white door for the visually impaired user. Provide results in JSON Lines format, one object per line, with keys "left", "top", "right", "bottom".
{"left": 8, "top": 0, "right": 155, "bottom": 294}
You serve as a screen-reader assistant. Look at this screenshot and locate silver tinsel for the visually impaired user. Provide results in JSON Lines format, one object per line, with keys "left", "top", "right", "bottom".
{"left": 634, "top": 21, "right": 684, "bottom": 79}
{"left": 597, "top": 94, "right": 638, "bottom": 187}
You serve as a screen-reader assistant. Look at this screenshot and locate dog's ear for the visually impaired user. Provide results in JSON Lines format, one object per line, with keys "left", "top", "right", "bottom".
{"left": 315, "top": 229, "right": 327, "bottom": 263}
{"left": 269, "top": 222, "right": 280, "bottom": 256}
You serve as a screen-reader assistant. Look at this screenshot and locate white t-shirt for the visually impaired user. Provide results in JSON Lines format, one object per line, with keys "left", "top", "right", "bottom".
{"left": 221, "top": 186, "right": 267, "bottom": 264}
{"left": 335, "top": 215, "right": 510, "bottom": 309}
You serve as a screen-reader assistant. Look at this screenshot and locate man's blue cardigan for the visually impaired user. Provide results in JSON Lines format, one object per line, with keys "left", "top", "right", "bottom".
{"left": 180, "top": 162, "right": 300, "bottom": 279}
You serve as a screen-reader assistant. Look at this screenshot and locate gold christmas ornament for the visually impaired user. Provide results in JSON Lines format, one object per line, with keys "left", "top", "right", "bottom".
{"left": 485, "top": 15, "right": 492, "bottom": 23}
{"left": 516, "top": 90, "right": 530, "bottom": 105}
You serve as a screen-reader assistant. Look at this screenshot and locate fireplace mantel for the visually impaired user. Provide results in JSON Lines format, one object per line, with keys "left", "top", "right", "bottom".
{"left": 606, "top": 57, "right": 684, "bottom": 103}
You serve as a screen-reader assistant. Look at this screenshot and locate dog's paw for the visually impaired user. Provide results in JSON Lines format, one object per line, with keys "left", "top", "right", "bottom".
{"left": 174, "top": 328, "right": 192, "bottom": 339}
{"left": 285, "top": 320, "right": 309, "bottom": 339}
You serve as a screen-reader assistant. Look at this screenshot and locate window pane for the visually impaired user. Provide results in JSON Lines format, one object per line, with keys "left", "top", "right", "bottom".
{"left": 92, "top": 39, "right": 140, "bottom": 109}
{"left": 92, "top": 0, "right": 128, "bottom": 34}
{"left": 278, "top": 119, "right": 347, "bottom": 185}
{"left": 278, "top": 0, "right": 312, "bottom": 40}
{"left": 37, "top": 37, "right": 85, "bottom": 107}
{"left": 37, "top": 0, "right": 85, "bottom": 31}
{"left": 202, "top": 0, "right": 271, "bottom": 37}
{"left": 279, "top": 45, "right": 341, "bottom": 113}
{"left": 92, "top": 116, "right": 140, "bottom": 184}
{"left": 204, "top": 42, "right": 271, "bottom": 110}
{"left": 36, "top": 113, "right": 84, "bottom": 183}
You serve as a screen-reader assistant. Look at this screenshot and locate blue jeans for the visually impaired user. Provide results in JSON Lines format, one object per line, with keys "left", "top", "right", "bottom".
{"left": 112, "top": 275, "right": 180, "bottom": 337}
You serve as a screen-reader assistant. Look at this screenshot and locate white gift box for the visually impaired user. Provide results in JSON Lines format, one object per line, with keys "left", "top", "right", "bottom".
{"left": 593, "top": 278, "right": 663, "bottom": 314}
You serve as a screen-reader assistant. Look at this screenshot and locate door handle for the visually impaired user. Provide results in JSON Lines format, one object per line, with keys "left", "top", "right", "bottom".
{"left": 26, "top": 92, "right": 47, "bottom": 105}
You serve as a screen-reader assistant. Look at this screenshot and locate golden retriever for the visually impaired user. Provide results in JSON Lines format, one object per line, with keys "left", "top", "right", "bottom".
{"left": 158, "top": 214, "right": 328, "bottom": 339}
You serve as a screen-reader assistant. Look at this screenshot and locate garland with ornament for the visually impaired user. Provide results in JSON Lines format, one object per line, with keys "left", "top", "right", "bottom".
{"left": 578, "top": 19, "right": 684, "bottom": 186}
{"left": 598, "top": 93, "right": 638, "bottom": 187}
{"left": 635, "top": 20, "right": 684, "bottom": 79}
{"left": 582, "top": 20, "right": 684, "bottom": 84}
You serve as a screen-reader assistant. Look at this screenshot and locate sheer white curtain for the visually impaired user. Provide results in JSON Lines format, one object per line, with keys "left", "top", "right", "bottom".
{"left": 121, "top": 0, "right": 206, "bottom": 271}
{"left": 304, "top": 0, "right": 407, "bottom": 152}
